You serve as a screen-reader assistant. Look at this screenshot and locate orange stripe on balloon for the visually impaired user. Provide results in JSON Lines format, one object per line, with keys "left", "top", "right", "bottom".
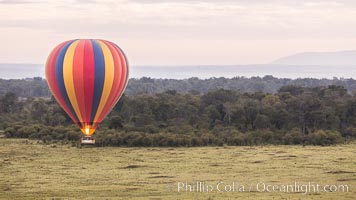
{"left": 63, "top": 40, "right": 84, "bottom": 125}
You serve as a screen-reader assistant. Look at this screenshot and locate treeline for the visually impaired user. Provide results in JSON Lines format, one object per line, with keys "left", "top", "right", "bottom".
{"left": 0, "top": 77, "right": 49, "bottom": 97}
{"left": 127, "top": 76, "right": 356, "bottom": 95}
{"left": 1, "top": 85, "right": 355, "bottom": 146}
{"left": 1, "top": 76, "right": 356, "bottom": 97}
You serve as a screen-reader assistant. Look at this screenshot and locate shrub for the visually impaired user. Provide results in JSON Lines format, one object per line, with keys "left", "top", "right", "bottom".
{"left": 308, "top": 130, "right": 343, "bottom": 145}
{"left": 283, "top": 128, "right": 304, "bottom": 145}
{"left": 342, "top": 127, "right": 356, "bottom": 138}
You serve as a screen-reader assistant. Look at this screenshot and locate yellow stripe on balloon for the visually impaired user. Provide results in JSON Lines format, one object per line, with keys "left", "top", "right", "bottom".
{"left": 93, "top": 40, "right": 115, "bottom": 122}
{"left": 63, "top": 40, "right": 83, "bottom": 124}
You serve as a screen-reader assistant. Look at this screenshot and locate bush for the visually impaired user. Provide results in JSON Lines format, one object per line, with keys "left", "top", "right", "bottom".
{"left": 283, "top": 128, "right": 305, "bottom": 145}
{"left": 4, "top": 123, "right": 81, "bottom": 143}
{"left": 308, "top": 130, "right": 343, "bottom": 145}
{"left": 342, "top": 127, "right": 356, "bottom": 138}
{"left": 4, "top": 127, "right": 16, "bottom": 138}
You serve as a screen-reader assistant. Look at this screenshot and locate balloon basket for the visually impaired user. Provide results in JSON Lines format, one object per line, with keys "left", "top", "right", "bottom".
{"left": 81, "top": 136, "right": 95, "bottom": 145}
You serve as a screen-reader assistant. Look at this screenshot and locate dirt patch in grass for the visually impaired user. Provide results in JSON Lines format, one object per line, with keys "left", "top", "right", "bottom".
{"left": 327, "top": 170, "right": 355, "bottom": 174}
{"left": 337, "top": 178, "right": 356, "bottom": 181}
{"left": 251, "top": 160, "right": 264, "bottom": 163}
{"left": 148, "top": 175, "right": 175, "bottom": 179}
{"left": 122, "top": 165, "right": 146, "bottom": 169}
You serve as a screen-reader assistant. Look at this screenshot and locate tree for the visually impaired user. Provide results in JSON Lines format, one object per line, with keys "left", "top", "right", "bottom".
{"left": 0, "top": 92, "right": 18, "bottom": 113}
{"left": 108, "top": 115, "right": 124, "bottom": 129}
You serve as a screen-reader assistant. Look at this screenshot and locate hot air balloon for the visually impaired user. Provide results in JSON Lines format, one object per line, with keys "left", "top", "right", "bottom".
{"left": 45, "top": 39, "right": 129, "bottom": 144}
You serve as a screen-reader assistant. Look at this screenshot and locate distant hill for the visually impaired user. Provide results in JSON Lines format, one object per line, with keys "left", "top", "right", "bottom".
{"left": 0, "top": 63, "right": 44, "bottom": 79}
{"left": 272, "top": 50, "right": 356, "bottom": 65}
{"left": 1, "top": 63, "right": 356, "bottom": 79}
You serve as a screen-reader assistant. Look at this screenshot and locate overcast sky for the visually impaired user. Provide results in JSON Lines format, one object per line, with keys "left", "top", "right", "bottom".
{"left": 1, "top": 0, "right": 356, "bottom": 65}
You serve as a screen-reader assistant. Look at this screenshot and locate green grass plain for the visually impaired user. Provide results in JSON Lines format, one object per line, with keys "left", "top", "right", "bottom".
{"left": 0, "top": 137, "right": 355, "bottom": 200}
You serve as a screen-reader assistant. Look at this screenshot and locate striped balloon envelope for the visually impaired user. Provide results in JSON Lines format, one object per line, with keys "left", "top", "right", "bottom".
{"left": 45, "top": 39, "right": 129, "bottom": 136}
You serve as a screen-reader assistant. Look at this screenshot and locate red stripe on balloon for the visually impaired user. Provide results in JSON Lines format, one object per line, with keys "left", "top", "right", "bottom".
{"left": 46, "top": 41, "right": 79, "bottom": 123}
{"left": 72, "top": 40, "right": 86, "bottom": 123}
{"left": 83, "top": 40, "right": 95, "bottom": 123}
{"left": 112, "top": 41, "right": 128, "bottom": 102}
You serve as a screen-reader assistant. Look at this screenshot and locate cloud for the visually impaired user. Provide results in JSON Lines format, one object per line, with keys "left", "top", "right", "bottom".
{"left": 127, "top": 0, "right": 356, "bottom": 6}
{"left": 1, "top": 0, "right": 355, "bottom": 39}
{"left": 0, "top": 0, "right": 36, "bottom": 4}
{"left": 74, "top": 0, "right": 97, "bottom": 4}
{"left": 0, "top": 0, "right": 356, "bottom": 64}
